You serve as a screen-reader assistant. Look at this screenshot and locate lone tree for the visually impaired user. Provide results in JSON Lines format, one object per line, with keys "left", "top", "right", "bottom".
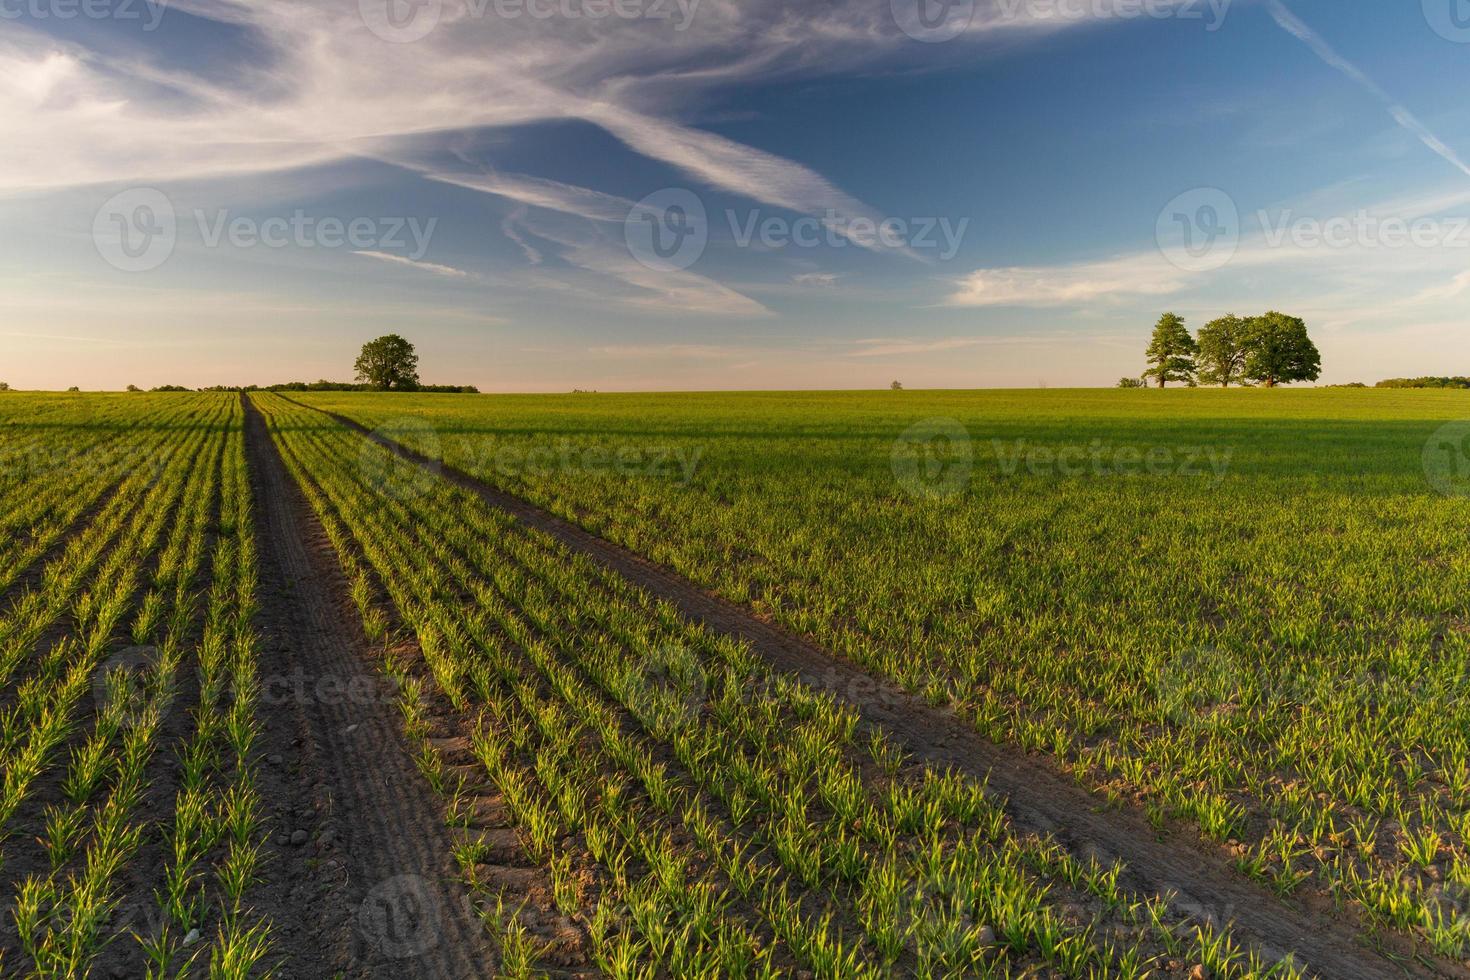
{"left": 354, "top": 334, "right": 420, "bottom": 391}
{"left": 1196, "top": 314, "right": 1250, "bottom": 387}
{"left": 1143, "top": 313, "right": 1197, "bottom": 388}
{"left": 1242, "top": 312, "right": 1320, "bottom": 387}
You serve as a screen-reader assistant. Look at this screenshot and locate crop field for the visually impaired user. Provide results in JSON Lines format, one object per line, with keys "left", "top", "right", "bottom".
{"left": 0, "top": 393, "right": 268, "bottom": 977}
{"left": 296, "top": 388, "right": 1470, "bottom": 973}
{"left": 2, "top": 388, "right": 1468, "bottom": 978}
{"left": 254, "top": 391, "right": 1301, "bottom": 979}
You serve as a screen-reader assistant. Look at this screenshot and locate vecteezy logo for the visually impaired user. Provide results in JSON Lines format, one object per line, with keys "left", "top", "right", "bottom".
{"left": 624, "top": 643, "right": 707, "bottom": 734}
{"left": 1159, "top": 881, "right": 1236, "bottom": 932}
{"left": 1154, "top": 645, "right": 1247, "bottom": 729}
{"left": 1156, "top": 187, "right": 1239, "bottom": 273}
{"left": 360, "top": 0, "right": 442, "bottom": 42}
{"left": 358, "top": 416, "right": 442, "bottom": 503}
{"left": 890, "top": 417, "right": 973, "bottom": 501}
{"left": 93, "top": 188, "right": 176, "bottom": 272}
{"left": 1423, "top": 419, "right": 1470, "bottom": 497}
{"left": 1424, "top": 0, "right": 1470, "bottom": 42}
{"left": 624, "top": 188, "right": 708, "bottom": 271}
{"left": 359, "top": 875, "right": 442, "bottom": 958}
{"left": 891, "top": 0, "right": 975, "bottom": 42}
{"left": 93, "top": 646, "right": 170, "bottom": 730}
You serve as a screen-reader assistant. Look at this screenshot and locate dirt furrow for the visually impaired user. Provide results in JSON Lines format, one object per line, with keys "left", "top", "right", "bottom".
{"left": 296, "top": 394, "right": 1459, "bottom": 980}
{"left": 243, "top": 394, "right": 496, "bottom": 980}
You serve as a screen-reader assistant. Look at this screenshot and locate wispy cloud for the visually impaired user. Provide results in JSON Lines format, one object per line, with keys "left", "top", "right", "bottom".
{"left": 428, "top": 171, "right": 635, "bottom": 224}
{"left": 0, "top": 0, "right": 1193, "bottom": 339}
{"left": 944, "top": 254, "right": 1191, "bottom": 307}
{"left": 1409, "top": 268, "right": 1470, "bottom": 303}
{"left": 560, "top": 243, "right": 769, "bottom": 316}
{"left": 501, "top": 207, "right": 544, "bottom": 266}
{"left": 354, "top": 250, "right": 470, "bottom": 278}
{"left": 427, "top": 170, "right": 767, "bottom": 314}
{"left": 847, "top": 337, "right": 985, "bottom": 357}
{"left": 584, "top": 343, "right": 754, "bottom": 360}
{"left": 846, "top": 332, "right": 1140, "bottom": 358}
{"left": 502, "top": 204, "right": 766, "bottom": 315}
{"left": 792, "top": 272, "right": 841, "bottom": 288}
{"left": 0, "top": 0, "right": 1109, "bottom": 227}
{"left": 582, "top": 103, "right": 920, "bottom": 258}
{"left": 1266, "top": 0, "right": 1470, "bottom": 180}
{"left": 946, "top": 174, "right": 1470, "bottom": 310}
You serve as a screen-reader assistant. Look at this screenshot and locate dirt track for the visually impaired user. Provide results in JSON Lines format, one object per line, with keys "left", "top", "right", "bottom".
{"left": 244, "top": 394, "right": 496, "bottom": 979}
{"left": 288, "top": 393, "right": 1464, "bottom": 980}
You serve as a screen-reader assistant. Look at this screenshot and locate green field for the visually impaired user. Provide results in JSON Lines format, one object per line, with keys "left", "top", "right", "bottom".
{"left": 0, "top": 393, "right": 269, "bottom": 976}
{"left": 302, "top": 388, "right": 1470, "bottom": 959}
{"left": 3, "top": 387, "right": 1468, "bottom": 977}
{"left": 259, "top": 391, "right": 1283, "bottom": 978}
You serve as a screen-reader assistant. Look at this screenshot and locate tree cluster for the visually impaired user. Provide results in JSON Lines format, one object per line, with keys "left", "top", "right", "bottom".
{"left": 1138, "top": 311, "right": 1321, "bottom": 388}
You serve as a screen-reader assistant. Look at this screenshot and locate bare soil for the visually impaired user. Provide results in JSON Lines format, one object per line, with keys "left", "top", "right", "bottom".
{"left": 243, "top": 394, "right": 496, "bottom": 979}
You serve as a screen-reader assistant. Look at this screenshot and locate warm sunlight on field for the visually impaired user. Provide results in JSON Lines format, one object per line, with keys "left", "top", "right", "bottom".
{"left": 8, "top": 387, "right": 1464, "bottom": 976}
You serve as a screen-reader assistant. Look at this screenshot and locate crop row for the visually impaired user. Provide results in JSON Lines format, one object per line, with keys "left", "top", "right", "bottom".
{"left": 0, "top": 394, "right": 202, "bottom": 599}
{"left": 255, "top": 391, "right": 1303, "bottom": 978}
{"left": 0, "top": 393, "right": 270, "bottom": 977}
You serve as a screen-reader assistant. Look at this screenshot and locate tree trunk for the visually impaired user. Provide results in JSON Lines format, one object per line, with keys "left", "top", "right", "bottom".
{"left": 1157, "top": 376, "right": 1166, "bottom": 389}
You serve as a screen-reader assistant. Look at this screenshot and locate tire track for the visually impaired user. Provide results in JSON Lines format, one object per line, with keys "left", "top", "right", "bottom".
{"left": 292, "top": 394, "right": 1462, "bottom": 980}
{"left": 244, "top": 394, "right": 496, "bottom": 980}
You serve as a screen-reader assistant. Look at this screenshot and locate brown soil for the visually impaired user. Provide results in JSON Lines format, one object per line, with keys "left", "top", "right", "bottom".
{"left": 243, "top": 394, "right": 496, "bottom": 979}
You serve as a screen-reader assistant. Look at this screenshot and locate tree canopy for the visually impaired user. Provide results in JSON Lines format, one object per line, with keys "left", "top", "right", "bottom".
{"left": 354, "top": 334, "right": 421, "bottom": 391}
{"left": 1142, "top": 313, "right": 1198, "bottom": 388}
{"left": 1242, "top": 312, "right": 1320, "bottom": 388}
{"left": 1196, "top": 314, "right": 1249, "bottom": 387}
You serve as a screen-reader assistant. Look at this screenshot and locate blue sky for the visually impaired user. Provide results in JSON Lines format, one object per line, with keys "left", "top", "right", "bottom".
{"left": 2, "top": 0, "right": 1468, "bottom": 390}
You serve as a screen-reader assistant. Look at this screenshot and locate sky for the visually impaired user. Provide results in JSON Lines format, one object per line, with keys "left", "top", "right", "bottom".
{"left": 1, "top": 0, "right": 1468, "bottom": 391}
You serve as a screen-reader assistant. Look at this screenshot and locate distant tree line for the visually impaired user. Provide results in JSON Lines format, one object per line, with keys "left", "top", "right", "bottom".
{"left": 193, "top": 381, "right": 480, "bottom": 393}
{"left": 151, "top": 335, "right": 477, "bottom": 393}
{"left": 1374, "top": 377, "right": 1470, "bottom": 389}
{"left": 1123, "top": 311, "right": 1321, "bottom": 388}
{"left": 197, "top": 335, "right": 476, "bottom": 392}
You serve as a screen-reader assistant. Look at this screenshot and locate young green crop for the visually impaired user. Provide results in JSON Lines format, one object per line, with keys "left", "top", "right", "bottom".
{"left": 257, "top": 391, "right": 1301, "bottom": 978}
{"left": 303, "top": 386, "right": 1470, "bottom": 962}
{"left": 0, "top": 393, "right": 272, "bottom": 978}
